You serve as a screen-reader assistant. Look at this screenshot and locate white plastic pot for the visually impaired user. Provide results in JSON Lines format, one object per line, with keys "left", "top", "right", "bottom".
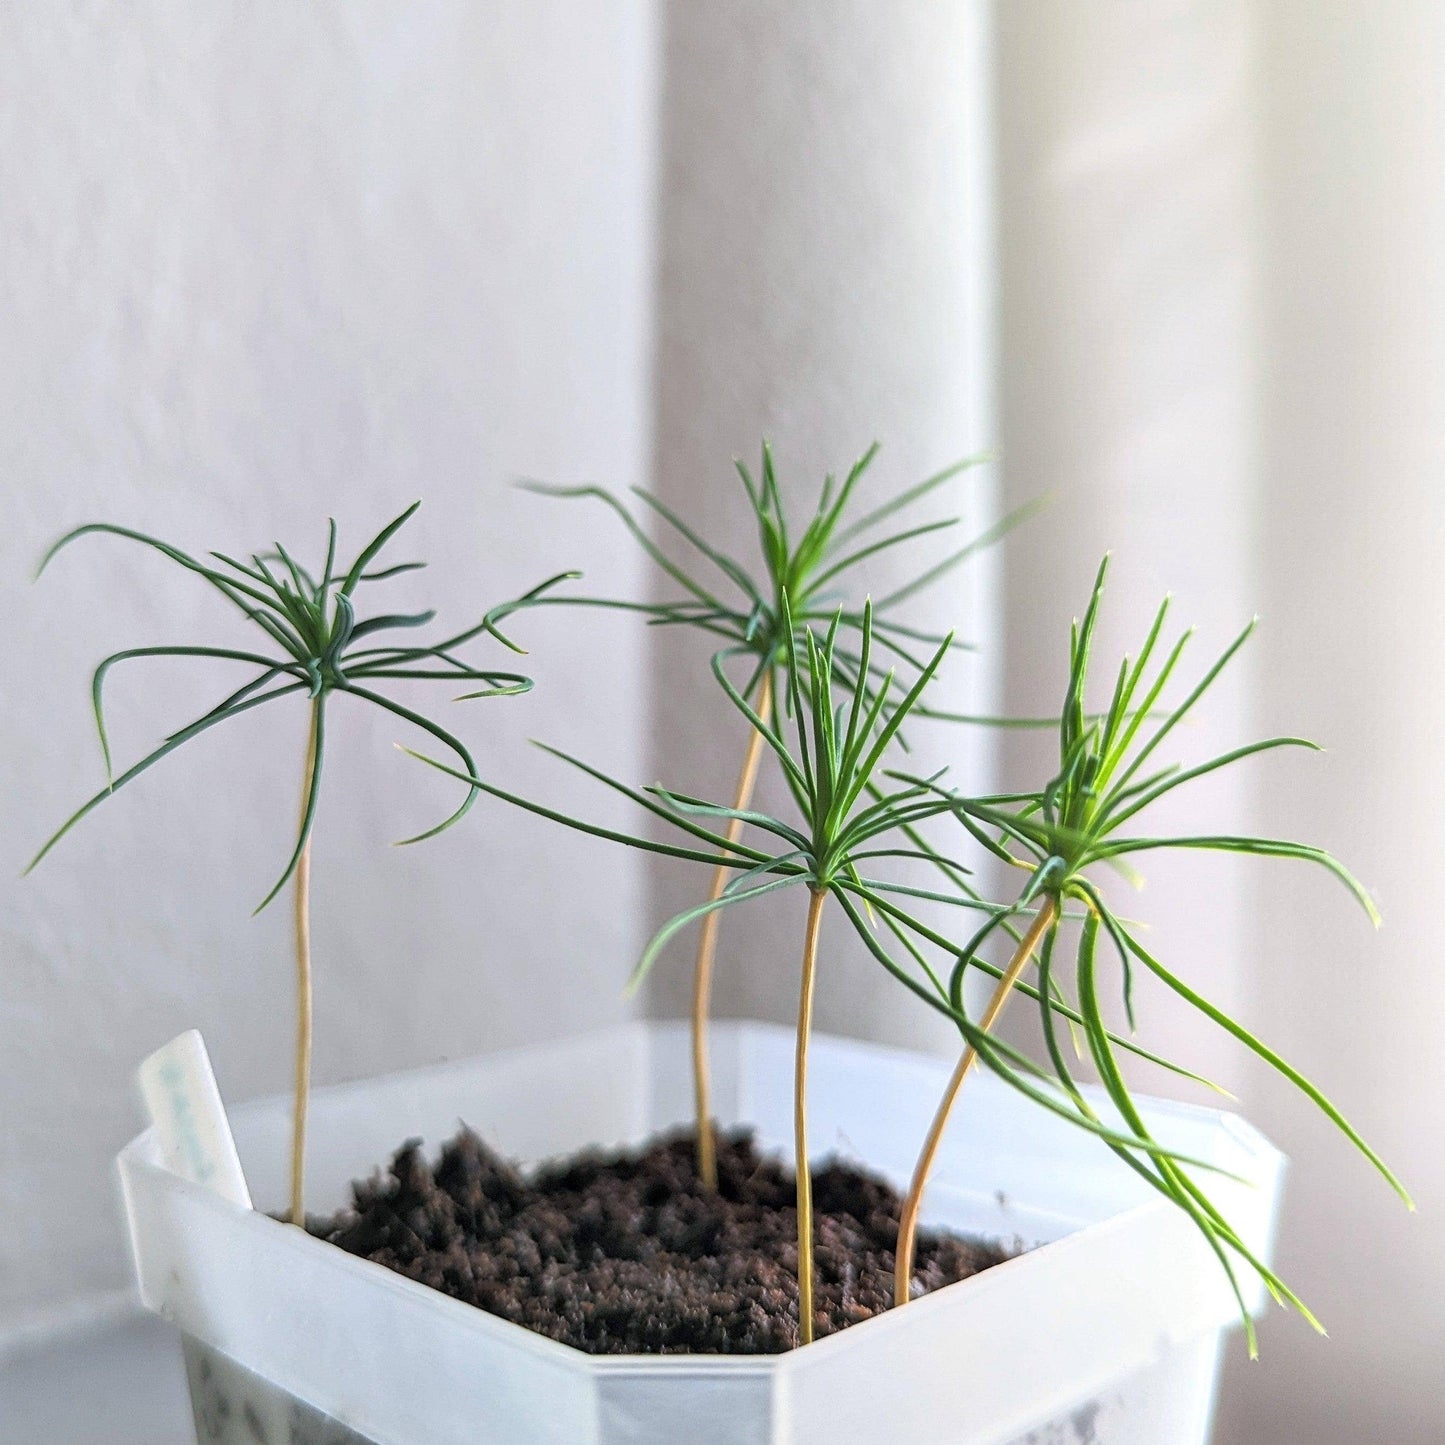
{"left": 118, "top": 1020, "right": 1284, "bottom": 1444}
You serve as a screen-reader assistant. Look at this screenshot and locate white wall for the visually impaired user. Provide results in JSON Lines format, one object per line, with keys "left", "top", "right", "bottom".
{"left": 0, "top": 1, "right": 658, "bottom": 1338}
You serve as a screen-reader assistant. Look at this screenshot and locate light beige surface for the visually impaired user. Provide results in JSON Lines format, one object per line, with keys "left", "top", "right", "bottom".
{"left": 0, "top": 1312, "right": 190, "bottom": 1444}
{"left": 995, "top": 0, "right": 1259, "bottom": 1096}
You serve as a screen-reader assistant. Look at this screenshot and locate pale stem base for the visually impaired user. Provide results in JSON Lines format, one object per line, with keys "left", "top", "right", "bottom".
{"left": 289, "top": 705, "right": 319, "bottom": 1226}
{"left": 691, "top": 670, "right": 773, "bottom": 1191}
{"left": 794, "top": 885, "right": 826, "bottom": 1346}
{"left": 893, "top": 899, "right": 1057, "bottom": 1307}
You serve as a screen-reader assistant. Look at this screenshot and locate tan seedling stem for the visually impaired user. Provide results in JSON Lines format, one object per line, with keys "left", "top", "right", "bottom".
{"left": 692, "top": 670, "right": 774, "bottom": 1190}
{"left": 289, "top": 703, "right": 319, "bottom": 1227}
{"left": 794, "top": 885, "right": 826, "bottom": 1345}
{"left": 893, "top": 898, "right": 1057, "bottom": 1306}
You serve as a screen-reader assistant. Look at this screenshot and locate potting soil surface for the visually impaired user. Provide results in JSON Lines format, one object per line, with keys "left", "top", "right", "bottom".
{"left": 310, "top": 1128, "right": 1012, "bottom": 1354}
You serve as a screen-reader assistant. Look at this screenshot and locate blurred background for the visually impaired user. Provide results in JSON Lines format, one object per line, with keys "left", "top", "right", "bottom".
{"left": 1, "top": 3, "right": 1439, "bottom": 1440}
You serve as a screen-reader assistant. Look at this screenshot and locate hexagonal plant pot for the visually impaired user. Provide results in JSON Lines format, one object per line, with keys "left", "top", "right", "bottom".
{"left": 118, "top": 1020, "right": 1283, "bottom": 1445}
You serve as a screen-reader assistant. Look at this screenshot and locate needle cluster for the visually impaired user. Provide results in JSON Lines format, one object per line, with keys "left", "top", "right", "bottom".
{"left": 415, "top": 545, "right": 1408, "bottom": 1351}
{"left": 30, "top": 503, "right": 552, "bottom": 1221}
{"left": 515, "top": 441, "right": 1034, "bottom": 712}
{"left": 28, "top": 503, "right": 551, "bottom": 905}
{"left": 31, "top": 462, "right": 1409, "bottom": 1360}
{"left": 892, "top": 557, "right": 1412, "bottom": 1351}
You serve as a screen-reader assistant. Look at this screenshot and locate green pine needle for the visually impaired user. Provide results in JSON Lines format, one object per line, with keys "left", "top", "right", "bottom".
{"left": 29, "top": 505, "right": 554, "bottom": 908}
{"left": 897, "top": 554, "right": 1410, "bottom": 1342}
{"left": 404, "top": 595, "right": 1224, "bottom": 1179}
{"left": 505, "top": 443, "right": 1046, "bottom": 734}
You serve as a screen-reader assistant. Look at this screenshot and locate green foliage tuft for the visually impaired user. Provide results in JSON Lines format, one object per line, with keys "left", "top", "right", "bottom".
{"left": 29, "top": 505, "right": 558, "bottom": 908}
{"left": 895, "top": 555, "right": 1406, "bottom": 1354}
{"left": 507, "top": 443, "right": 1041, "bottom": 726}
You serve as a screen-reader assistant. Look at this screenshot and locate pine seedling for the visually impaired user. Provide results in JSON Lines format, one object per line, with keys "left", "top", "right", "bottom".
{"left": 29, "top": 504, "right": 558, "bottom": 1224}
{"left": 510, "top": 442, "right": 1035, "bottom": 1188}
{"left": 404, "top": 596, "right": 1190, "bottom": 1343}
{"left": 888, "top": 556, "right": 1412, "bottom": 1351}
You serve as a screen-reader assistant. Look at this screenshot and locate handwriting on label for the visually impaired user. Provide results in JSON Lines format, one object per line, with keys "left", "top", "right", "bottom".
{"left": 138, "top": 1030, "right": 252, "bottom": 1209}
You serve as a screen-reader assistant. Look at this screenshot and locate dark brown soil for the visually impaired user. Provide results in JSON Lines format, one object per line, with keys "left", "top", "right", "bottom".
{"left": 309, "top": 1127, "right": 1012, "bottom": 1354}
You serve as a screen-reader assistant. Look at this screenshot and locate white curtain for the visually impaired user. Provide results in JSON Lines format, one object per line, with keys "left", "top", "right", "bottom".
{"left": 994, "top": 4, "right": 1442, "bottom": 1441}
{"left": 649, "top": 2, "right": 1441, "bottom": 1439}
{"left": 644, "top": 0, "right": 998, "bottom": 1054}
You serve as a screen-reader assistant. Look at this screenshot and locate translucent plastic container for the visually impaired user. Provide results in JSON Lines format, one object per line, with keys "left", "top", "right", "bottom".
{"left": 118, "top": 1021, "right": 1285, "bottom": 1444}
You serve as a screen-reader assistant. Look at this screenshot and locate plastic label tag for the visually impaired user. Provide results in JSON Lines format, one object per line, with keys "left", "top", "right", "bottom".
{"left": 137, "top": 1029, "right": 252, "bottom": 1209}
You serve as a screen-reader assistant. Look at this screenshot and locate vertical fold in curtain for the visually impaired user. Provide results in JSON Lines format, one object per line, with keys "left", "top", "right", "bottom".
{"left": 995, "top": 0, "right": 1260, "bottom": 1097}
{"left": 1217, "top": 4, "right": 1445, "bottom": 1439}
{"left": 1000, "top": 4, "right": 1442, "bottom": 1438}
{"left": 642, "top": 0, "right": 997, "bottom": 1052}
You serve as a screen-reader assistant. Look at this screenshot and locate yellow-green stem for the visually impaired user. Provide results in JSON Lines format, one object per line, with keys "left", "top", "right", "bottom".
{"left": 289, "top": 704, "right": 319, "bottom": 1227}
{"left": 691, "top": 670, "right": 773, "bottom": 1191}
{"left": 794, "top": 885, "right": 826, "bottom": 1346}
{"left": 893, "top": 898, "right": 1057, "bottom": 1307}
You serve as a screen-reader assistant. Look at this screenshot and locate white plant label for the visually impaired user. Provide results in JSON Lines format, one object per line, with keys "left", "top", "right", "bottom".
{"left": 137, "top": 1029, "right": 252, "bottom": 1209}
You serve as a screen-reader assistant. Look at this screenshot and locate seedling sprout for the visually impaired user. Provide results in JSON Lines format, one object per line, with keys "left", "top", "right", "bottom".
{"left": 407, "top": 597, "right": 1180, "bottom": 1342}
{"left": 29, "top": 505, "right": 557, "bottom": 1223}
{"left": 30, "top": 481, "right": 1408, "bottom": 1362}
{"left": 889, "top": 557, "right": 1413, "bottom": 1351}
{"left": 509, "top": 443, "right": 1036, "bottom": 1188}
